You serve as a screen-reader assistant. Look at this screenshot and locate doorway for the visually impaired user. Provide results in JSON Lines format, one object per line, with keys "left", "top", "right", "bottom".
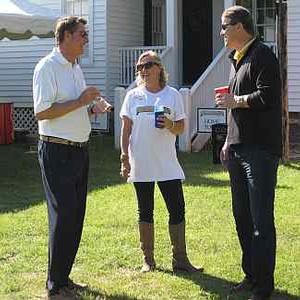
{"left": 144, "top": 0, "right": 166, "bottom": 46}
{"left": 182, "top": 1, "right": 212, "bottom": 85}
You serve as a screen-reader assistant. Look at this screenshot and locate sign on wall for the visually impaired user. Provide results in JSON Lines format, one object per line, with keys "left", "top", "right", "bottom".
{"left": 197, "top": 108, "right": 227, "bottom": 133}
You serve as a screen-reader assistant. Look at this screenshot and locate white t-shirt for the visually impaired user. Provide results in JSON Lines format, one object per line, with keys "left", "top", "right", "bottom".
{"left": 33, "top": 47, "right": 91, "bottom": 142}
{"left": 120, "top": 85, "right": 186, "bottom": 182}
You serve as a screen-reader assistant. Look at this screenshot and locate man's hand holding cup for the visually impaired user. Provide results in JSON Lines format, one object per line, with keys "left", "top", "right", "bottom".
{"left": 92, "top": 97, "right": 113, "bottom": 114}
{"left": 79, "top": 86, "right": 100, "bottom": 106}
{"left": 214, "top": 86, "right": 235, "bottom": 108}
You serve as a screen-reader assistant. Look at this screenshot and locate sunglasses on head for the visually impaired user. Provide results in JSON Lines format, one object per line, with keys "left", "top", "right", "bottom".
{"left": 221, "top": 23, "right": 236, "bottom": 31}
{"left": 136, "top": 61, "right": 159, "bottom": 72}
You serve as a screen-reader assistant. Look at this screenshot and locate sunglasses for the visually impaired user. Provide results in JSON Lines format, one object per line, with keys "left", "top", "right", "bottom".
{"left": 221, "top": 23, "right": 236, "bottom": 31}
{"left": 74, "top": 30, "right": 88, "bottom": 39}
{"left": 136, "top": 61, "right": 159, "bottom": 72}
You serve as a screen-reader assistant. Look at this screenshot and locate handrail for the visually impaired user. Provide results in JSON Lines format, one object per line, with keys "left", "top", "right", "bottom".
{"left": 190, "top": 47, "right": 229, "bottom": 95}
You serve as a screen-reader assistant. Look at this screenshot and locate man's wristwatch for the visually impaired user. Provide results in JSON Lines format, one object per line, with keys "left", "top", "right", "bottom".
{"left": 234, "top": 95, "right": 249, "bottom": 108}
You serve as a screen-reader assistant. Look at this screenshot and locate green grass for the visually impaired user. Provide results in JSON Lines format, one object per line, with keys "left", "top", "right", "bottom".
{"left": 0, "top": 136, "right": 299, "bottom": 300}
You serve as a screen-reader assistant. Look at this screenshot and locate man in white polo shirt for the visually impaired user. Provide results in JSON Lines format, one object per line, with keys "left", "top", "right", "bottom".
{"left": 33, "top": 16, "right": 110, "bottom": 300}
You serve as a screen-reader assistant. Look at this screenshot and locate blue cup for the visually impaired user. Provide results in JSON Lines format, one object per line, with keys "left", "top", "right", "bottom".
{"left": 154, "top": 106, "right": 165, "bottom": 128}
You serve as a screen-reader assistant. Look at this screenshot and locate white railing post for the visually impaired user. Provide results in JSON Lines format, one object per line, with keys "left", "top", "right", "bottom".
{"left": 179, "top": 88, "right": 192, "bottom": 152}
{"left": 114, "top": 87, "right": 126, "bottom": 149}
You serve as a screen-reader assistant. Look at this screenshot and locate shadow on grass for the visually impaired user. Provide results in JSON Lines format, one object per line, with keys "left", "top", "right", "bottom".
{"left": 0, "top": 136, "right": 124, "bottom": 214}
{"left": 79, "top": 286, "right": 139, "bottom": 300}
{"left": 155, "top": 268, "right": 299, "bottom": 300}
{"left": 2, "top": 136, "right": 297, "bottom": 214}
{"left": 283, "top": 162, "right": 300, "bottom": 171}
{"left": 0, "top": 136, "right": 235, "bottom": 214}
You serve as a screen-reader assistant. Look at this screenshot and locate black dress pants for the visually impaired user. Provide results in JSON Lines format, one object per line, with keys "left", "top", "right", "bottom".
{"left": 38, "top": 141, "right": 89, "bottom": 293}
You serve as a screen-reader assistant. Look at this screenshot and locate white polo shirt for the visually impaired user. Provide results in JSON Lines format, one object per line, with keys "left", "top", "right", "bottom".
{"left": 120, "top": 85, "right": 186, "bottom": 182}
{"left": 33, "top": 47, "right": 91, "bottom": 142}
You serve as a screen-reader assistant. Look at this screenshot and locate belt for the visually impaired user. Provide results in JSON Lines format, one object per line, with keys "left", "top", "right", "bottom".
{"left": 39, "top": 135, "right": 88, "bottom": 148}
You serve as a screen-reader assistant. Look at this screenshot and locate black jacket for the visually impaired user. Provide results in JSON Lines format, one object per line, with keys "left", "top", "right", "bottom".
{"left": 229, "top": 38, "right": 282, "bottom": 157}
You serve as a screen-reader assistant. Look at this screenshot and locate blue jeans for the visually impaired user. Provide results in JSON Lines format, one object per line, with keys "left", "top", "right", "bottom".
{"left": 227, "top": 144, "right": 279, "bottom": 297}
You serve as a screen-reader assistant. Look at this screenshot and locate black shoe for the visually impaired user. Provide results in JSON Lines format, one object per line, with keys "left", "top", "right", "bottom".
{"left": 230, "top": 277, "right": 254, "bottom": 293}
{"left": 47, "top": 286, "right": 78, "bottom": 300}
{"left": 248, "top": 294, "right": 270, "bottom": 300}
{"left": 68, "top": 278, "right": 88, "bottom": 291}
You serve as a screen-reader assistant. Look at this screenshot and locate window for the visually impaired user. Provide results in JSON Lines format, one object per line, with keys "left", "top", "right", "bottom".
{"left": 63, "top": 0, "right": 93, "bottom": 64}
{"left": 236, "top": 0, "right": 276, "bottom": 45}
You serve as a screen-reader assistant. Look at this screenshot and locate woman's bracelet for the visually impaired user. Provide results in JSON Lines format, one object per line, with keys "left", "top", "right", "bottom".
{"left": 168, "top": 121, "right": 175, "bottom": 130}
{"left": 120, "top": 153, "right": 129, "bottom": 163}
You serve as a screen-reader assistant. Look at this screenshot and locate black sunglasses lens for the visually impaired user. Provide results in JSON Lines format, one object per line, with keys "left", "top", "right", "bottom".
{"left": 136, "top": 62, "right": 156, "bottom": 71}
{"left": 146, "top": 62, "right": 155, "bottom": 69}
{"left": 222, "top": 24, "right": 227, "bottom": 30}
{"left": 222, "top": 23, "right": 235, "bottom": 30}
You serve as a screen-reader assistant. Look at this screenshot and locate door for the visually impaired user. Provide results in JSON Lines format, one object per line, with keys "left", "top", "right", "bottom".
{"left": 182, "top": 1, "right": 212, "bottom": 85}
{"left": 144, "top": 0, "right": 166, "bottom": 46}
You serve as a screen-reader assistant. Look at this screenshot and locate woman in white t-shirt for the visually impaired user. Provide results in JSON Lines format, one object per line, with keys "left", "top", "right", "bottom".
{"left": 120, "top": 51, "right": 203, "bottom": 273}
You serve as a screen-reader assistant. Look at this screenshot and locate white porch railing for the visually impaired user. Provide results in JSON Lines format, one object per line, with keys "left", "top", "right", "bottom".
{"left": 119, "top": 46, "right": 167, "bottom": 87}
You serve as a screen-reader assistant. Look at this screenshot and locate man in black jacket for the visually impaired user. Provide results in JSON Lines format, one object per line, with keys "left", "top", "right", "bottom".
{"left": 215, "top": 6, "right": 282, "bottom": 300}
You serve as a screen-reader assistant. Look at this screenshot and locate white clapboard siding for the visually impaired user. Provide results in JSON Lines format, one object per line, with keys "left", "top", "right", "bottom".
{"left": 80, "top": 1, "right": 107, "bottom": 96}
{"left": 0, "top": 0, "right": 107, "bottom": 106}
{"left": 106, "top": 0, "right": 144, "bottom": 101}
{"left": 288, "top": 0, "right": 300, "bottom": 112}
{"left": 0, "top": 38, "right": 55, "bottom": 104}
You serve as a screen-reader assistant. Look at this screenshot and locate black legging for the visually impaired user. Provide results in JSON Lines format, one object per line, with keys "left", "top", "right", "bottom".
{"left": 133, "top": 179, "right": 185, "bottom": 225}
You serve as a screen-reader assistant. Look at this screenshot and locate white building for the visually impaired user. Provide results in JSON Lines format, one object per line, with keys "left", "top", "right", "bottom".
{"left": 0, "top": 0, "right": 299, "bottom": 151}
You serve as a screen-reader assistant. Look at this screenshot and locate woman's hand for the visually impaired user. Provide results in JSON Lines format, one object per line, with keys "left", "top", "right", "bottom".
{"left": 156, "top": 116, "right": 184, "bottom": 135}
{"left": 120, "top": 158, "right": 131, "bottom": 179}
{"left": 120, "top": 116, "right": 132, "bottom": 179}
{"left": 156, "top": 115, "right": 174, "bottom": 129}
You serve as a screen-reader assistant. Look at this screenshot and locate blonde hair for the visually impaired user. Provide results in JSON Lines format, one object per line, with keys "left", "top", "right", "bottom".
{"left": 136, "top": 51, "right": 168, "bottom": 88}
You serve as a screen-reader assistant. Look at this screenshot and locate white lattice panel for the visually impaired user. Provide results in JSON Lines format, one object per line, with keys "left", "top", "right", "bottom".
{"left": 13, "top": 107, "right": 38, "bottom": 135}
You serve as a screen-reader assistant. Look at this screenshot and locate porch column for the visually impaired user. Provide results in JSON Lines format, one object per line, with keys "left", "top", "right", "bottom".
{"left": 166, "top": 0, "right": 179, "bottom": 86}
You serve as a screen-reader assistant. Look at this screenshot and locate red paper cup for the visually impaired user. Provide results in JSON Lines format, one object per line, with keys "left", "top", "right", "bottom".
{"left": 214, "top": 86, "right": 229, "bottom": 95}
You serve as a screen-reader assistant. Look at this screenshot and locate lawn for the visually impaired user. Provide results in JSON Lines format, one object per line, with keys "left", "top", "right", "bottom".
{"left": 0, "top": 136, "right": 299, "bottom": 300}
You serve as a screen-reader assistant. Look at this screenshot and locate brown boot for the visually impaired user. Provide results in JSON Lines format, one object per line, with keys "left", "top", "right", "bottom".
{"left": 139, "top": 222, "right": 156, "bottom": 272}
{"left": 169, "top": 221, "right": 203, "bottom": 273}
